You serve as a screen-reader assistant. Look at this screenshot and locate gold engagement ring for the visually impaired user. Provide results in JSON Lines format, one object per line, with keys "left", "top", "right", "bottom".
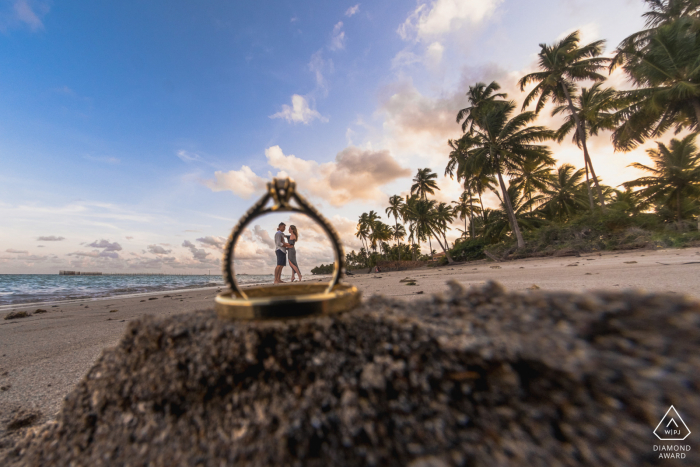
{"left": 215, "top": 178, "right": 361, "bottom": 320}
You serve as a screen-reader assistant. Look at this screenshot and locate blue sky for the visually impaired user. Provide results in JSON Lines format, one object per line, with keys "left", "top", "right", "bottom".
{"left": 1, "top": 0, "right": 656, "bottom": 274}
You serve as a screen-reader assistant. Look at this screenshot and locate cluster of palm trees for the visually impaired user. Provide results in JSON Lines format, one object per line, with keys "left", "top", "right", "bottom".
{"left": 352, "top": 168, "right": 457, "bottom": 266}
{"left": 349, "top": 0, "right": 700, "bottom": 268}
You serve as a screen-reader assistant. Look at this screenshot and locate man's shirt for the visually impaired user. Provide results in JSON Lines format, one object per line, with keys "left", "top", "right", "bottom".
{"left": 274, "top": 231, "right": 286, "bottom": 252}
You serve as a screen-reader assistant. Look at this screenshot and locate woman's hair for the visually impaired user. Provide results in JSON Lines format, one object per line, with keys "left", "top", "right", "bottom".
{"left": 289, "top": 225, "right": 299, "bottom": 239}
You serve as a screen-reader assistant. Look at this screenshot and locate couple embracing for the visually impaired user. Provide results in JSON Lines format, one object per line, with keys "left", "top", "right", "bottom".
{"left": 273, "top": 222, "right": 302, "bottom": 284}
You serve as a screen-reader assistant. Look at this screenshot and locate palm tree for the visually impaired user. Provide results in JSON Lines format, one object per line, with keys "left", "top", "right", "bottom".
{"left": 456, "top": 81, "right": 508, "bottom": 134}
{"left": 552, "top": 83, "right": 619, "bottom": 209}
{"left": 518, "top": 30, "right": 610, "bottom": 210}
{"left": 623, "top": 134, "right": 700, "bottom": 221}
{"left": 366, "top": 210, "right": 381, "bottom": 227}
{"left": 401, "top": 195, "right": 420, "bottom": 260}
{"left": 355, "top": 213, "right": 371, "bottom": 251}
{"left": 484, "top": 184, "right": 545, "bottom": 243}
{"left": 385, "top": 195, "right": 405, "bottom": 260}
{"left": 612, "top": 0, "right": 700, "bottom": 56}
{"left": 446, "top": 138, "right": 496, "bottom": 224}
{"left": 458, "top": 99, "right": 554, "bottom": 248}
{"left": 509, "top": 156, "right": 553, "bottom": 212}
{"left": 410, "top": 168, "right": 440, "bottom": 200}
{"left": 540, "top": 164, "right": 589, "bottom": 221}
{"left": 473, "top": 173, "right": 497, "bottom": 222}
{"left": 410, "top": 169, "right": 440, "bottom": 256}
{"left": 609, "top": 187, "right": 645, "bottom": 215}
{"left": 370, "top": 222, "right": 393, "bottom": 256}
{"left": 434, "top": 202, "right": 455, "bottom": 250}
{"left": 390, "top": 224, "right": 406, "bottom": 251}
{"left": 452, "top": 191, "right": 480, "bottom": 238}
{"left": 611, "top": 13, "right": 700, "bottom": 150}
{"left": 405, "top": 198, "right": 455, "bottom": 263}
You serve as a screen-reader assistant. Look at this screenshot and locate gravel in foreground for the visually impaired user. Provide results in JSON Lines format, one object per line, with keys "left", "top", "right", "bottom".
{"left": 3, "top": 281, "right": 699, "bottom": 466}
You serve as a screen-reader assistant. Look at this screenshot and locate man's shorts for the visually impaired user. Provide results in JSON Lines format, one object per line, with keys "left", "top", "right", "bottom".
{"left": 276, "top": 249, "right": 287, "bottom": 266}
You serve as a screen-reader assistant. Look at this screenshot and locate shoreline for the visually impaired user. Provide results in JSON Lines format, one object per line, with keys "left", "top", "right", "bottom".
{"left": 0, "top": 275, "right": 333, "bottom": 310}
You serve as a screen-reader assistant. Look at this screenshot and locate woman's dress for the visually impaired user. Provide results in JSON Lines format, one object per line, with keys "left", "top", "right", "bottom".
{"left": 287, "top": 237, "right": 298, "bottom": 269}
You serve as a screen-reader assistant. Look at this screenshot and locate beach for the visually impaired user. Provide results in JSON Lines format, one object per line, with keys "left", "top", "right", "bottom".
{"left": 1, "top": 246, "right": 700, "bottom": 448}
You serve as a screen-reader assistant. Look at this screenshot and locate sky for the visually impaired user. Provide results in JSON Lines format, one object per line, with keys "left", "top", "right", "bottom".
{"left": 0, "top": 0, "right": 664, "bottom": 274}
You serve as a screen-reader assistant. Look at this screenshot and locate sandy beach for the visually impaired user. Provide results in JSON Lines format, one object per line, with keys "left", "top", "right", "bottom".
{"left": 1, "top": 246, "right": 700, "bottom": 447}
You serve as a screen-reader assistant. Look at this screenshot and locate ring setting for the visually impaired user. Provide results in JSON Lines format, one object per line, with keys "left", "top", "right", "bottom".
{"left": 215, "top": 177, "right": 361, "bottom": 320}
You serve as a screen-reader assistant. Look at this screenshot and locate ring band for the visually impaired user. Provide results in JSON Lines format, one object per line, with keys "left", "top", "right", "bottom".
{"left": 215, "top": 177, "right": 361, "bottom": 319}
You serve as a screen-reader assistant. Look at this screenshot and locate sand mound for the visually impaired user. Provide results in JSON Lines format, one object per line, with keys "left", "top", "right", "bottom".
{"left": 4, "top": 281, "right": 699, "bottom": 466}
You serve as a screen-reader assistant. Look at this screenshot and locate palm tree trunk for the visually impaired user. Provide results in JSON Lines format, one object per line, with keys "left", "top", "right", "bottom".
{"left": 468, "top": 186, "right": 475, "bottom": 238}
{"left": 394, "top": 218, "right": 401, "bottom": 262}
{"left": 678, "top": 189, "right": 682, "bottom": 223}
{"left": 581, "top": 132, "right": 606, "bottom": 211}
{"left": 584, "top": 161, "right": 594, "bottom": 211}
{"left": 495, "top": 160, "right": 525, "bottom": 249}
{"left": 429, "top": 226, "right": 454, "bottom": 264}
{"left": 478, "top": 192, "right": 486, "bottom": 222}
{"left": 562, "top": 85, "right": 606, "bottom": 211}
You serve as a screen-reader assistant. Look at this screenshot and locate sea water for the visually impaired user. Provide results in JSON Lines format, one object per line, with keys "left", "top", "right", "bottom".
{"left": 0, "top": 274, "right": 282, "bottom": 305}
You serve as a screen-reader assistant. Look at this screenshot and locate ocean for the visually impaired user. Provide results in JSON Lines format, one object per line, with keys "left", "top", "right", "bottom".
{"left": 0, "top": 273, "right": 285, "bottom": 306}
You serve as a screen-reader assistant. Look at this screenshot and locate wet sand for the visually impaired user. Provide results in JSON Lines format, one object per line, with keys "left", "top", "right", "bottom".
{"left": 1, "top": 246, "right": 699, "bottom": 443}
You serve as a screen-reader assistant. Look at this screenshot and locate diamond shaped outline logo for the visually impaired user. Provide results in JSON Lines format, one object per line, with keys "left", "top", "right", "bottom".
{"left": 654, "top": 405, "right": 691, "bottom": 441}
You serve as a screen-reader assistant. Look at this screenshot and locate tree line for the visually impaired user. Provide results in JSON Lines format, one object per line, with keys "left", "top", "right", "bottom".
{"left": 347, "top": 0, "right": 700, "bottom": 269}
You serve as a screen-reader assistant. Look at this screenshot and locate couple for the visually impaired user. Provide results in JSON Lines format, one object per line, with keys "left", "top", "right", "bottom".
{"left": 273, "top": 222, "right": 302, "bottom": 283}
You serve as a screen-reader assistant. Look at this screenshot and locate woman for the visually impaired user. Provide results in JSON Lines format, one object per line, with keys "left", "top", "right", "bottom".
{"left": 286, "top": 225, "right": 302, "bottom": 282}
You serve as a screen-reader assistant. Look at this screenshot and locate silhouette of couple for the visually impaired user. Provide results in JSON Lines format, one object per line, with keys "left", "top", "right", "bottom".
{"left": 273, "top": 222, "right": 302, "bottom": 283}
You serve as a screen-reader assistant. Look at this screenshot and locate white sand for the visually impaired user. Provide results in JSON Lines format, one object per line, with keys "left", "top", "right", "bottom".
{"left": 1, "top": 246, "right": 699, "bottom": 436}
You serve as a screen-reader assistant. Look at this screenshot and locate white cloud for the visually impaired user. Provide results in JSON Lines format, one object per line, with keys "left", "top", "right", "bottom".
{"left": 391, "top": 49, "right": 422, "bottom": 69}
{"left": 6, "top": 248, "right": 28, "bottom": 254}
{"left": 196, "top": 236, "right": 227, "bottom": 250}
{"left": 87, "top": 239, "right": 122, "bottom": 251}
{"left": 265, "top": 145, "right": 412, "bottom": 206}
{"left": 68, "top": 250, "right": 118, "bottom": 259}
{"left": 13, "top": 0, "right": 45, "bottom": 31}
{"left": 308, "top": 51, "right": 333, "bottom": 95}
{"left": 329, "top": 21, "right": 346, "bottom": 51}
{"left": 204, "top": 145, "right": 411, "bottom": 206}
{"left": 426, "top": 41, "right": 444, "bottom": 66}
{"left": 36, "top": 235, "right": 65, "bottom": 241}
{"left": 176, "top": 150, "right": 202, "bottom": 163}
{"left": 557, "top": 22, "right": 601, "bottom": 45}
{"left": 345, "top": 4, "right": 360, "bottom": 17}
{"left": 398, "top": 0, "right": 503, "bottom": 42}
{"left": 204, "top": 165, "right": 267, "bottom": 199}
{"left": 252, "top": 225, "right": 275, "bottom": 249}
{"left": 147, "top": 244, "right": 172, "bottom": 255}
{"left": 182, "top": 240, "right": 216, "bottom": 263}
{"left": 270, "top": 94, "right": 327, "bottom": 125}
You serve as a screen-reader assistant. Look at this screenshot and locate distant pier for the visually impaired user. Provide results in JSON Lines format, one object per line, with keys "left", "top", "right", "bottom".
{"left": 59, "top": 270, "right": 102, "bottom": 276}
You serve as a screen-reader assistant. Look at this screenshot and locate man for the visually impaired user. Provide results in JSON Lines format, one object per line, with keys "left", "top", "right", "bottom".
{"left": 274, "top": 222, "right": 292, "bottom": 284}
